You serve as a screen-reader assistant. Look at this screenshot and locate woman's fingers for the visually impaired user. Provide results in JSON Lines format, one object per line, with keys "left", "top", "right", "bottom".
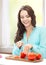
{"left": 16, "top": 41, "right": 23, "bottom": 48}
{"left": 23, "top": 46, "right": 29, "bottom": 54}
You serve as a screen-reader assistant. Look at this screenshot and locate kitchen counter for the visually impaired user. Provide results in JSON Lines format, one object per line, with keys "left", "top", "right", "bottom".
{"left": 0, "top": 53, "right": 46, "bottom": 65}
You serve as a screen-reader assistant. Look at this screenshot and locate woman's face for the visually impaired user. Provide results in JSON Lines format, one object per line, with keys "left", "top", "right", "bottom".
{"left": 20, "top": 10, "right": 32, "bottom": 28}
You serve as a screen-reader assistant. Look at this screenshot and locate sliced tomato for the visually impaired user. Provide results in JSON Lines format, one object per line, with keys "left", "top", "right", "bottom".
{"left": 20, "top": 52, "right": 26, "bottom": 58}
{"left": 36, "top": 54, "right": 42, "bottom": 60}
{"left": 27, "top": 52, "right": 36, "bottom": 61}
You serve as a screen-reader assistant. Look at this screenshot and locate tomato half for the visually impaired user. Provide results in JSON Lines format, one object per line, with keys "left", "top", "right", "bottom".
{"left": 20, "top": 52, "right": 26, "bottom": 58}
{"left": 36, "top": 54, "right": 42, "bottom": 60}
{"left": 27, "top": 52, "right": 36, "bottom": 61}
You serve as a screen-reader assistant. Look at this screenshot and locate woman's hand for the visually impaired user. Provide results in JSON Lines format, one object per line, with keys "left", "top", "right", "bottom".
{"left": 23, "top": 44, "right": 33, "bottom": 54}
{"left": 16, "top": 41, "right": 23, "bottom": 48}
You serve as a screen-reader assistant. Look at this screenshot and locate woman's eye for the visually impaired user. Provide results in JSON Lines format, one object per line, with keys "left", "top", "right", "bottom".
{"left": 20, "top": 16, "right": 24, "bottom": 19}
{"left": 26, "top": 15, "right": 30, "bottom": 18}
{"left": 20, "top": 15, "right": 30, "bottom": 19}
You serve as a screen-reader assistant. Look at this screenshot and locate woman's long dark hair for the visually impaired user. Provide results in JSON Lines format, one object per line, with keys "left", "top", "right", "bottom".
{"left": 14, "top": 5, "right": 36, "bottom": 43}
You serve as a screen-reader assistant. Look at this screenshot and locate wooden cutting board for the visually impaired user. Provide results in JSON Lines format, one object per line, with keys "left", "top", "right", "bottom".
{"left": 5, "top": 55, "right": 43, "bottom": 63}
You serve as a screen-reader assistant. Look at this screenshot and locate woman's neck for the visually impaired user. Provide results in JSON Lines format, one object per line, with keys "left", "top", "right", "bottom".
{"left": 26, "top": 25, "right": 34, "bottom": 32}
{"left": 26, "top": 25, "right": 34, "bottom": 39}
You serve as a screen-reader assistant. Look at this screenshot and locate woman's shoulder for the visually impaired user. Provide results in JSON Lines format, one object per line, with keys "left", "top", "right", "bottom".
{"left": 34, "top": 26, "right": 41, "bottom": 32}
{"left": 35, "top": 26, "right": 46, "bottom": 30}
{"left": 35, "top": 26, "right": 46, "bottom": 34}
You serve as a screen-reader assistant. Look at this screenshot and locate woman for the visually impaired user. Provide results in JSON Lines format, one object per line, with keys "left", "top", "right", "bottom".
{"left": 12, "top": 5, "right": 46, "bottom": 58}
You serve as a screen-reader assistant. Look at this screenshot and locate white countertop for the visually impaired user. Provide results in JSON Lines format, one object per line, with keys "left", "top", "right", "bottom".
{"left": 0, "top": 53, "right": 46, "bottom": 65}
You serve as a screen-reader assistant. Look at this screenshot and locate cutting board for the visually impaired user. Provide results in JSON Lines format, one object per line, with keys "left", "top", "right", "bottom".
{"left": 5, "top": 55, "right": 43, "bottom": 63}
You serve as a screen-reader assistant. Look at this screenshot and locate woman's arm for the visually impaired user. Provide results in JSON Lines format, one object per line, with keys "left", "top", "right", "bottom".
{"left": 12, "top": 41, "right": 23, "bottom": 56}
{"left": 12, "top": 44, "right": 21, "bottom": 55}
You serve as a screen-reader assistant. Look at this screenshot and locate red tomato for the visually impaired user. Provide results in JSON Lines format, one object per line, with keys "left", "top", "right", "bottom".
{"left": 20, "top": 52, "right": 26, "bottom": 58}
{"left": 36, "top": 54, "right": 42, "bottom": 60}
{"left": 27, "top": 52, "right": 36, "bottom": 61}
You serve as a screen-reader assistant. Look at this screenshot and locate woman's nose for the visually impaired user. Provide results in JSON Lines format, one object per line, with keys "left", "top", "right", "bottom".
{"left": 24, "top": 17, "right": 27, "bottom": 21}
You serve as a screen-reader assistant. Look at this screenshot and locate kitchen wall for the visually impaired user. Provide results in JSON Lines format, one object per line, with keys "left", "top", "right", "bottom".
{"left": 0, "top": 0, "right": 2, "bottom": 47}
